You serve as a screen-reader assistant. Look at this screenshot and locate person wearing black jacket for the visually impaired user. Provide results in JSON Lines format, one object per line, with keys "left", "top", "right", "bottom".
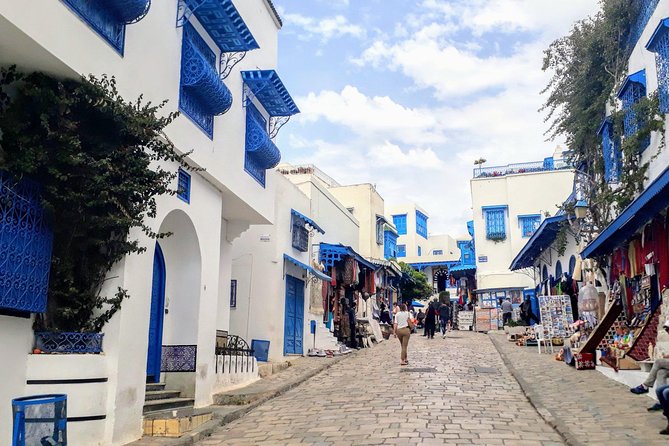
{"left": 520, "top": 296, "right": 540, "bottom": 325}
{"left": 425, "top": 302, "right": 437, "bottom": 339}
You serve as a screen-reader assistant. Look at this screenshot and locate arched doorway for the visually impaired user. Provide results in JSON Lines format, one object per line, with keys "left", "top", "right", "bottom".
{"left": 434, "top": 268, "right": 449, "bottom": 293}
{"left": 145, "top": 210, "right": 202, "bottom": 386}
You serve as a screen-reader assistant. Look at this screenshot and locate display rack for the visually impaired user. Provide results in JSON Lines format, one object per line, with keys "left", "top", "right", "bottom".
{"left": 538, "top": 295, "right": 575, "bottom": 340}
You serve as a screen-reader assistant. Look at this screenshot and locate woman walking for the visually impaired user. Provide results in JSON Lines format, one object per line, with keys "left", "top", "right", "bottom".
{"left": 425, "top": 301, "right": 437, "bottom": 339}
{"left": 394, "top": 303, "right": 412, "bottom": 365}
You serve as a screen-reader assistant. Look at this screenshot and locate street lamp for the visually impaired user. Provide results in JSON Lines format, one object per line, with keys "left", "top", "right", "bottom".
{"left": 574, "top": 200, "right": 588, "bottom": 219}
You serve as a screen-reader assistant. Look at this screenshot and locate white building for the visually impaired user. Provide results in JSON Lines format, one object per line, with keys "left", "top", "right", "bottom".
{"left": 470, "top": 148, "right": 575, "bottom": 305}
{"left": 0, "top": 1, "right": 296, "bottom": 444}
{"left": 230, "top": 169, "right": 359, "bottom": 362}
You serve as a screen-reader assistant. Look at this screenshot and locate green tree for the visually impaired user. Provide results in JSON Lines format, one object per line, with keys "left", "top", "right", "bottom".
{"left": 0, "top": 68, "right": 194, "bottom": 332}
{"left": 398, "top": 262, "right": 433, "bottom": 303}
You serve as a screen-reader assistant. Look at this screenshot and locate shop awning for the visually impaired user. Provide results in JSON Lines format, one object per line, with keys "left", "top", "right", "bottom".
{"left": 319, "top": 243, "right": 377, "bottom": 270}
{"left": 368, "top": 258, "right": 401, "bottom": 276}
{"left": 241, "top": 70, "right": 300, "bottom": 117}
{"left": 408, "top": 261, "right": 459, "bottom": 269}
{"left": 510, "top": 214, "right": 568, "bottom": 270}
{"left": 581, "top": 166, "right": 669, "bottom": 259}
{"left": 291, "top": 209, "right": 325, "bottom": 234}
{"left": 283, "top": 254, "right": 331, "bottom": 282}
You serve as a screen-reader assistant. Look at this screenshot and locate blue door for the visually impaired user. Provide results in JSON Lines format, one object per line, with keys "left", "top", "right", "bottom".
{"left": 284, "top": 275, "right": 305, "bottom": 355}
{"left": 146, "top": 243, "right": 166, "bottom": 383}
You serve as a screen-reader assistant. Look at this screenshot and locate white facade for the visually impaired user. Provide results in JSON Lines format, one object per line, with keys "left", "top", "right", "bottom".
{"left": 230, "top": 169, "right": 360, "bottom": 361}
{"left": 0, "top": 1, "right": 290, "bottom": 444}
{"left": 470, "top": 155, "right": 575, "bottom": 296}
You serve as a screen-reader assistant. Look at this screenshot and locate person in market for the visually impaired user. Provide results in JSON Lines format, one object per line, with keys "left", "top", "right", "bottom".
{"left": 424, "top": 301, "right": 437, "bottom": 339}
{"left": 438, "top": 301, "right": 451, "bottom": 338}
{"left": 393, "top": 303, "right": 413, "bottom": 366}
{"left": 501, "top": 297, "right": 513, "bottom": 326}
{"left": 630, "top": 319, "right": 669, "bottom": 412}
{"left": 416, "top": 309, "right": 425, "bottom": 329}
{"left": 520, "top": 295, "right": 540, "bottom": 326}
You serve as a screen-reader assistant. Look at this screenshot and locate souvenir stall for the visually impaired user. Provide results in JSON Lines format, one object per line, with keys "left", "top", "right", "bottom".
{"left": 579, "top": 169, "right": 669, "bottom": 372}
{"left": 319, "top": 243, "right": 379, "bottom": 349}
{"left": 448, "top": 264, "right": 477, "bottom": 330}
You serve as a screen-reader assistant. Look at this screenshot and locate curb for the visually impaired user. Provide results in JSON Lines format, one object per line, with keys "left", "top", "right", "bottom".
{"left": 128, "top": 351, "right": 357, "bottom": 445}
{"left": 488, "top": 334, "right": 582, "bottom": 446}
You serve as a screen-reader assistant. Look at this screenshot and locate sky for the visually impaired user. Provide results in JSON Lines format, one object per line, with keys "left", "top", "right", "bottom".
{"left": 272, "top": 0, "right": 601, "bottom": 238}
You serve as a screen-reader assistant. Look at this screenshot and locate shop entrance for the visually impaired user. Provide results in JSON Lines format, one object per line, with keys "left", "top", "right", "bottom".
{"left": 284, "top": 275, "right": 305, "bottom": 355}
{"left": 434, "top": 269, "right": 449, "bottom": 293}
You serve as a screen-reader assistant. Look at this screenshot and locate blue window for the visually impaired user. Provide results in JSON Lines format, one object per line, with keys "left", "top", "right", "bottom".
{"left": 648, "top": 18, "right": 669, "bottom": 113}
{"left": 433, "top": 250, "right": 443, "bottom": 255}
{"left": 483, "top": 206, "right": 507, "bottom": 241}
{"left": 384, "top": 230, "right": 398, "bottom": 259}
{"left": 418, "top": 246, "right": 422, "bottom": 257}
{"left": 61, "top": 0, "right": 151, "bottom": 54}
{"left": 244, "top": 103, "right": 270, "bottom": 187}
{"left": 569, "top": 255, "right": 577, "bottom": 275}
{"left": 617, "top": 70, "right": 649, "bottom": 151}
{"left": 556, "top": 260, "right": 563, "bottom": 278}
{"left": 397, "top": 245, "right": 406, "bottom": 258}
{"left": 393, "top": 214, "right": 407, "bottom": 235}
{"left": 518, "top": 214, "right": 541, "bottom": 238}
{"left": 598, "top": 118, "right": 622, "bottom": 183}
{"left": 177, "top": 168, "right": 191, "bottom": 203}
{"left": 179, "top": 23, "right": 233, "bottom": 139}
{"left": 416, "top": 211, "right": 428, "bottom": 239}
{"left": 230, "top": 280, "right": 237, "bottom": 308}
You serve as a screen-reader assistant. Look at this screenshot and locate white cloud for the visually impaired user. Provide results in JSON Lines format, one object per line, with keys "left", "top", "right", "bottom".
{"left": 283, "top": 13, "right": 364, "bottom": 42}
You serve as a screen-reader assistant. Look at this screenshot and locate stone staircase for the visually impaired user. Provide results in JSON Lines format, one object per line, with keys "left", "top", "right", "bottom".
{"left": 311, "top": 321, "right": 339, "bottom": 351}
{"left": 143, "top": 382, "right": 194, "bottom": 415}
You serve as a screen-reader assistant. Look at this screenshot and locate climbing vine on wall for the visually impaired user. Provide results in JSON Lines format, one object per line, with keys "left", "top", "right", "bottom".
{"left": 542, "top": 0, "right": 664, "bottom": 233}
{"left": 0, "top": 67, "right": 196, "bottom": 333}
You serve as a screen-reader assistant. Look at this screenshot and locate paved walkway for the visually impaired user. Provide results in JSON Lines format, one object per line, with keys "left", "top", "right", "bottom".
{"left": 195, "top": 332, "right": 563, "bottom": 445}
{"left": 489, "top": 332, "right": 666, "bottom": 445}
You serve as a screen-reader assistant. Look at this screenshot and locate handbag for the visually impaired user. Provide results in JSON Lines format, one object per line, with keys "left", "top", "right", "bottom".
{"left": 407, "top": 317, "right": 416, "bottom": 330}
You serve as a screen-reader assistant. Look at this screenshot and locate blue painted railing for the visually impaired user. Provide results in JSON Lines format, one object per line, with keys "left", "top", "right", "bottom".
{"left": 34, "top": 332, "right": 104, "bottom": 354}
{"left": 473, "top": 158, "right": 570, "bottom": 178}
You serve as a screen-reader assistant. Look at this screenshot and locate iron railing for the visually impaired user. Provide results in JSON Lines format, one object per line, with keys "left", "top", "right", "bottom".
{"left": 473, "top": 158, "right": 571, "bottom": 178}
{"left": 215, "top": 334, "right": 255, "bottom": 374}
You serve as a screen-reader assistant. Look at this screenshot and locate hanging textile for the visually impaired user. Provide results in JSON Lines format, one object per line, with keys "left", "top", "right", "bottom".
{"left": 652, "top": 216, "right": 669, "bottom": 290}
{"left": 343, "top": 257, "right": 356, "bottom": 285}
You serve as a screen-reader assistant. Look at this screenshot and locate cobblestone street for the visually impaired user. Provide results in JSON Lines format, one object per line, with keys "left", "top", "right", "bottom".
{"left": 196, "top": 332, "right": 563, "bottom": 445}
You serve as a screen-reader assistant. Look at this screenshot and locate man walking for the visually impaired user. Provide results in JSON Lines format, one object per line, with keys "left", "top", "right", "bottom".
{"left": 501, "top": 298, "right": 513, "bottom": 326}
{"left": 438, "top": 301, "right": 451, "bottom": 338}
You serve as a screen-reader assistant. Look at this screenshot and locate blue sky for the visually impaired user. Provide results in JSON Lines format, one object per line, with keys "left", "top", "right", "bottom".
{"left": 273, "top": 0, "right": 600, "bottom": 237}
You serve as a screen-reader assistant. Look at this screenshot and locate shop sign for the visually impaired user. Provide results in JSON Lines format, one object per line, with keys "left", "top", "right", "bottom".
{"left": 260, "top": 234, "right": 271, "bottom": 242}
{"left": 642, "top": 275, "right": 651, "bottom": 290}
{"left": 478, "top": 256, "right": 488, "bottom": 263}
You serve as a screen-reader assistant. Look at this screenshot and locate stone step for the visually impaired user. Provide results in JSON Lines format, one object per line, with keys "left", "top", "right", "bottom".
{"left": 142, "top": 397, "right": 194, "bottom": 415}
{"left": 144, "top": 390, "right": 182, "bottom": 401}
{"left": 145, "top": 382, "right": 166, "bottom": 392}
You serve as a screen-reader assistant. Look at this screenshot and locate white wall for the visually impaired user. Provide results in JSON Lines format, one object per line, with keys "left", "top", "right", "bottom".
{"left": 471, "top": 169, "right": 575, "bottom": 291}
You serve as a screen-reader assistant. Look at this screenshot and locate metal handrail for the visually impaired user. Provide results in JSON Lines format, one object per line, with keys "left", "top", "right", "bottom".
{"left": 473, "top": 159, "right": 571, "bottom": 178}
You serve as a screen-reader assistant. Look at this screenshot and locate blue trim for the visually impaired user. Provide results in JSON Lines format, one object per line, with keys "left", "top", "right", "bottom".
{"left": 483, "top": 206, "right": 507, "bottom": 240}
{"left": 290, "top": 209, "right": 324, "bottom": 234}
{"left": 482, "top": 205, "right": 508, "bottom": 211}
{"left": 408, "top": 261, "right": 460, "bottom": 269}
{"left": 647, "top": 18, "right": 669, "bottom": 51}
{"left": 396, "top": 244, "right": 406, "bottom": 257}
{"left": 509, "top": 215, "right": 567, "bottom": 270}
{"left": 582, "top": 165, "right": 669, "bottom": 258}
{"left": 416, "top": 210, "right": 428, "bottom": 239}
{"left": 146, "top": 242, "right": 166, "bottom": 382}
{"left": 384, "top": 229, "right": 398, "bottom": 259}
{"left": 241, "top": 70, "right": 300, "bottom": 117}
{"left": 177, "top": 168, "right": 191, "bottom": 203}
{"left": 617, "top": 69, "right": 647, "bottom": 98}
{"left": 449, "top": 264, "right": 477, "bottom": 273}
{"left": 283, "top": 254, "right": 331, "bottom": 282}
{"left": 518, "top": 214, "right": 541, "bottom": 238}
{"left": 182, "top": 0, "right": 258, "bottom": 52}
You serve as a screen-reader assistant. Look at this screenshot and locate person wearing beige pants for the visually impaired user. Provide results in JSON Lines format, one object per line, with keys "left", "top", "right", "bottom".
{"left": 394, "top": 303, "right": 412, "bottom": 365}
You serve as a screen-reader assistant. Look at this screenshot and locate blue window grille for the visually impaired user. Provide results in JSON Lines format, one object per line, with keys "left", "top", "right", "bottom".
{"left": 61, "top": 0, "right": 151, "bottom": 53}
{"left": 618, "top": 70, "right": 649, "bottom": 151}
{"left": 384, "top": 230, "right": 398, "bottom": 259}
{"left": 418, "top": 246, "right": 422, "bottom": 257}
{"left": 555, "top": 260, "right": 563, "bottom": 278}
{"left": 433, "top": 250, "right": 443, "bottom": 255}
{"left": 177, "top": 168, "right": 191, "bottom": 203}
{"left": 34, "top": 332, "right": 104, "bottom": 353}
{"left": 230, "top": 279, "right": 237, "bottom": 308}
{"left": 179, "top": 23, "right": 233, "bottom": 139}
{"left": 483, "top": 206, "right": 507, "bottom": 241}
{"left": 397, "top": 245, "right": 406, "bottom": 258}
{"left": 518, "top": 215, "right": 541, "bottom": 238}
{"left": 629, "top": 0, "right": 660, "bottom": 50}
{"left": 12, "top": 394, "right": 67, "bottom": 446}
{"left": 392, "top": 214, "right": 407, "bottom": 235}
{"left": 244, "top": 102, "right": 281, "bottom": 187}
{"left": 416, "top": 211, "right": 428, "bottom": 239}
{"left": 647, "top": 18, "right": 669, "bottom": 113}
{"left": 569, "top": 255, "right": 577, "bottom": 276}
{"left": 0, "top": 174, "right": 53, "bottom": 314}
{"left": 598, "top": 118, "right": 622, "bottom": 183}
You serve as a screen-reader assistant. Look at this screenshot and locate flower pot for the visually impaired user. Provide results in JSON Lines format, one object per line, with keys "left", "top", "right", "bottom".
{"left": 34, "top": 332, "right": 104, "bottom": 354}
